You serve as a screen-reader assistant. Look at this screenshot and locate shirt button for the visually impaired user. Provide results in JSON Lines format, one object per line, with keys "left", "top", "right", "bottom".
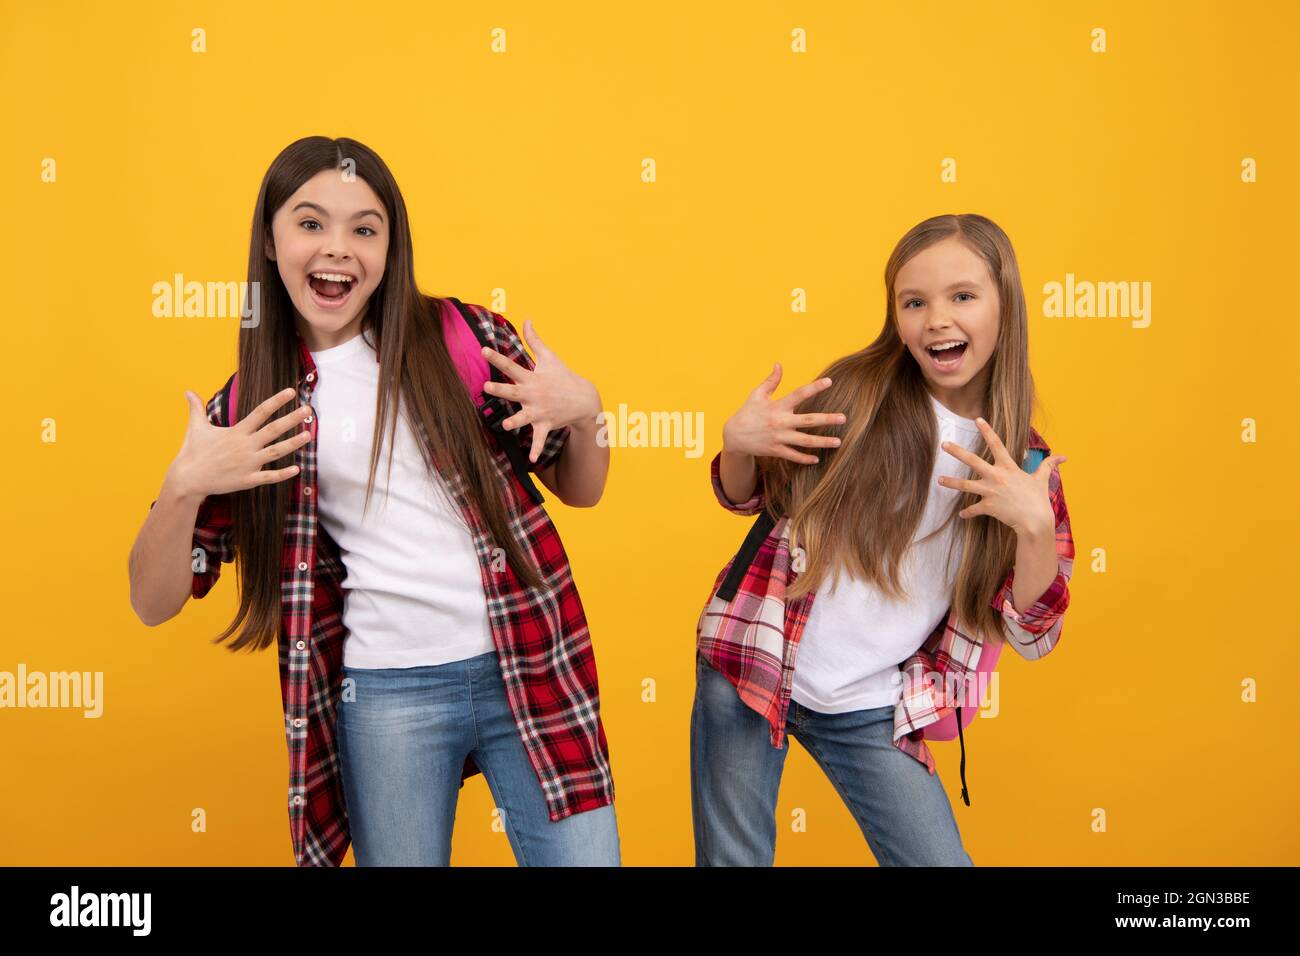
{"left": 303, "top": 487, "right": 313, "bottom": 496}
{"left": 292, "top": 794, "right": 303, "bottom": 806}
{"left": 304, "top": 415, "right": 313, "bottom": 424}
{"left": 293, "top": 718, "right": 304, "bottom": 728}
{"left": 296, "top": 640, "right": 305, "bottom": 650}
{"left": 297, "top": 561, "right": 308, "bottom": 572}
{"left": 305, "top": 373, "right": 315, "bottom": 383}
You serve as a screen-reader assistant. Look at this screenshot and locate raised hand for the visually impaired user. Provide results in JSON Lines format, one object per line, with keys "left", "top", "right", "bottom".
{"left": 937, "top": 417, "right": 1067, "bottom": 536}
{"left": 480, "top": 319, "right": 601, "bottom": 464}
{"left": 722, "top": 363, "right": 846, "bottom": 464}
{"left": 167, "top": 387, "right": 313, "bottom": 500}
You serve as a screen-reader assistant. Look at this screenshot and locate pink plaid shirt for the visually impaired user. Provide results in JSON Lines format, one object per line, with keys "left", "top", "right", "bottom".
{"left": 696, "top": 427, "right": 1073, "bottom": 785}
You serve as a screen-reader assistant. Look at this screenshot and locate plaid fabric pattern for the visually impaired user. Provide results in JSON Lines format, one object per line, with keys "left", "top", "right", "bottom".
{"left": 697, "top": 424, "right": 1073, "bottom": 777}
{"left": 157, "top": 299, "right": 614, "bottom": 865}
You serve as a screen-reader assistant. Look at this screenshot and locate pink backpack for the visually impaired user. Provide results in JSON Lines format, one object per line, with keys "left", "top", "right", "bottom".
{"left": 224, "top": 296, "right": 545, "bottom": 506}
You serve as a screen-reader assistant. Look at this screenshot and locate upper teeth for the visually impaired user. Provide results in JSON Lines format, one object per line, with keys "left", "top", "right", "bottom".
{"left": 311, "top": 272, "right": 354, "bottom": 282}
{"left": 929, "top": 341, "right": 965, "bottom": 351}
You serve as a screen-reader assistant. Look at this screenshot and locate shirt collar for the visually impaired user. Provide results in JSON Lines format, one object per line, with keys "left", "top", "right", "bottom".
{"left": 293, "top": 324, "right": 380, "bottom": 390}
{"left": 294, "top": 327, "right": 318, "bottom": 389}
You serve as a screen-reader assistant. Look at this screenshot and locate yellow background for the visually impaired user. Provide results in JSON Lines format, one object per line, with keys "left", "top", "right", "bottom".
{"left": 2, "top": 0, "right": 1297, "bottom": 865}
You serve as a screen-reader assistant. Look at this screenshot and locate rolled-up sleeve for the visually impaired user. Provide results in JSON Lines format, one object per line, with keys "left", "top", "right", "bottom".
{"left": 991, "top": 466, "right": 1073, "bottom": 660}
{"left": 709, "top": 450, "right": 766, "bottom": 516}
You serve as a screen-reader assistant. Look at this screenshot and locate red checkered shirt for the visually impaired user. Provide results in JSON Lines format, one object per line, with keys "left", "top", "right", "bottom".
{"left": 696, "top": 426, "right": 1073, "bottom": 776}
{"left": 154, "top": 300, "right": 614, "bottom": 865}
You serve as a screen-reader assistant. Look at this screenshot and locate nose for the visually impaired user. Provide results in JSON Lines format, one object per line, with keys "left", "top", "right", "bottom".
{"left": 927, "top": 313, "right": 954, "bottom": 333}
{"left": 321, "top": 224, "right": 355, "bottom": 262}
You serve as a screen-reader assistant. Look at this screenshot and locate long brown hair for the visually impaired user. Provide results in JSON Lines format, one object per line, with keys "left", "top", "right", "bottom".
{"left": 766, "top": 213, "right": 1039, "bottom": 644}
{"left": 216, "top": 136, "right": 542, "bottom": 653}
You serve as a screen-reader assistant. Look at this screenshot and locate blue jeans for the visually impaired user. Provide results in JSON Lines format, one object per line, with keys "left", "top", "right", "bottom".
{"left": 690, "top": 651, "right": 974, "bottom": 866}
{"left": 337, "top": 649, "right": 620, "bottom": 866}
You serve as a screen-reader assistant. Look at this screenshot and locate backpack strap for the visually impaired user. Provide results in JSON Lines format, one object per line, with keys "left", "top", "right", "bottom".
{"left": 1022, "top": 447, "right": 1047, "bottom": 473}
{"left": 443, "top": 297, "right": 546, "bottom": 508}
{"left": 225, "top": 371, "right": 238, "bottom": 428}
{"left": 716, "top": 509, "right": 778, "bottom": 602}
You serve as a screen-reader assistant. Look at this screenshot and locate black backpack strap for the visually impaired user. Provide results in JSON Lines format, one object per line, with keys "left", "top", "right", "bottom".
{"left": 445, "top": 296, "right": 545, "bottom": 508}
{"left": 220, "top": 371, "right": 237, "bottom": 428}
{"left": 716, "top": 509, "right": 779, "bottom": 601}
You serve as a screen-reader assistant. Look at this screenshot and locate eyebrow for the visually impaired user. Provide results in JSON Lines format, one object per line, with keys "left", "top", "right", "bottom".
{"left": 896, "top": 279, "right": 983, "bottom": 299}
{"left": 291, "top": 201, "right": 385, "bottom": 223}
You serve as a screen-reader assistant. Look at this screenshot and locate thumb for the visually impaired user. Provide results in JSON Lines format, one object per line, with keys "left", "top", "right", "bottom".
{"left": 184, "top": 390, "right": 209, "bottom": 425}
{"left": 755, "top": 361, "right": 784, "bottom": 398}
{"left": 1037, "top": 454, "right": 1067, "bottom": 480}
{"left": 522, "top": 318, "right": 552, "bottom": 359}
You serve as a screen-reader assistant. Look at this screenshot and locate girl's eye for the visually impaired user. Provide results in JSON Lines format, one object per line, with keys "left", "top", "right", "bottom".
{"left": 299, "top": 219, "right": 376, "bottom": 236}
{"left": 903, "top": 298, "right": 923, "bottom": 309}
{"left": 955, "top": 292, "right": 975, "bottom": 302}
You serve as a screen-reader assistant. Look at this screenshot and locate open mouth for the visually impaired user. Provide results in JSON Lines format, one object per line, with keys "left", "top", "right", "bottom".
{"left": 307, "top": 272, "right": 357, "bottom": 310}
{"left": 925, "top": 341, "right": 968, "bottom": 373}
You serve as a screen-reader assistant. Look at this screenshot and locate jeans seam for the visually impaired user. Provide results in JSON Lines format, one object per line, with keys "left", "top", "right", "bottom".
{"left": 466, "top": 658, "right": 483, "bottom": 754}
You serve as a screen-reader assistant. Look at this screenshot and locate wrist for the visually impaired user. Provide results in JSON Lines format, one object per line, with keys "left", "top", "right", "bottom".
{"left": 161, "top": 462, "right": 206, "bottom": 507}
{"left": 1016, "top": 512, "right": 1055, "bottom": 545}
{"left": 566, "top": 384, "right": 602, "bottom": 431}
{"left": 720, "top": 420, "right": 751, "bottom": 458}
{"left": 569, "top": 413, "right": 602, "bottom": 437}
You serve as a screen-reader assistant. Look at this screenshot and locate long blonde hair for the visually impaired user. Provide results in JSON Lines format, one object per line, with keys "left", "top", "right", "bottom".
{"left": 766, "top": 213, "right": 1040, "bottom": 643}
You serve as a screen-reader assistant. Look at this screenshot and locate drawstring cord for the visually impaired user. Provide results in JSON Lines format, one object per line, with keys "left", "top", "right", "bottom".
{"left": 956, "top": 705, "right": 970, "bottom": 806}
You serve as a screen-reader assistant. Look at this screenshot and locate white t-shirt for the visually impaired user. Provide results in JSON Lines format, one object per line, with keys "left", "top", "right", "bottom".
{"left": 308, "top": 330, "right": 494, "bottom": 670}
{"left": 789, "top": 392, "right": 983, "bottom": 713}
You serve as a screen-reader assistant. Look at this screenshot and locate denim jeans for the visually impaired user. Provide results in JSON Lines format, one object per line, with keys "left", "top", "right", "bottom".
{"left": 337, "top": 649, "right": 620, "bottom": 866}
{"left": 690, "top": 651, "right": 974, "bottom": 866}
